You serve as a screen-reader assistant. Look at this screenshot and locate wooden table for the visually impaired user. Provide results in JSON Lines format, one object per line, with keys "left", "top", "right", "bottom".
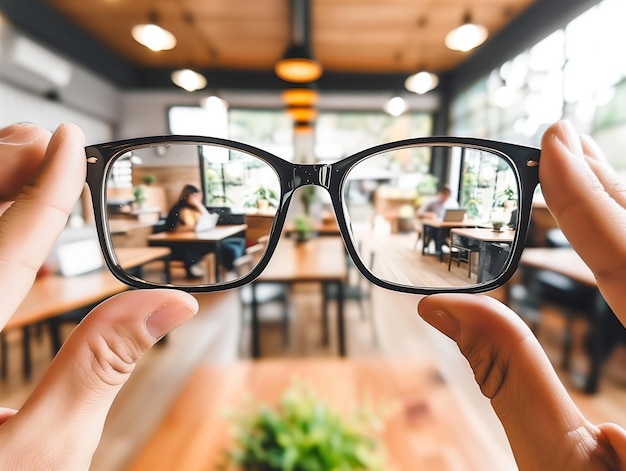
{"left": 5, "top": 247, "right": 170, "bottom": 379}
{"left": 283, "top": 219, "right": 341, "bottom": 237}
{"left": 147, "top": 224, "right": 247, "bottom": 282}
{"left": 126, "top": 359, "right": 512, "bottom": 471}
{"left": 519, "top": 248, "right": 612, "bottom": 393}
{"left": 251, "top": 237, "right": 348, "bottom": 358}
{"left": 420, "top": 219, "right": 479, "bottom": 262}
{"left": 450, "top": 228, "right": 515, "bottom": 282}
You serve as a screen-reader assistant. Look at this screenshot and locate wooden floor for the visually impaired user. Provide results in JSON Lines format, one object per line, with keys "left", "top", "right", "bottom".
{"left": 1, "top": 270, "right": 626, "bottom": 470}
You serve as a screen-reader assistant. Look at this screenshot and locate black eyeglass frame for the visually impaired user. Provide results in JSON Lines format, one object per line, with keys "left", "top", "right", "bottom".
{"left": 85, "top": 135, "right": 540, "bottom": 295}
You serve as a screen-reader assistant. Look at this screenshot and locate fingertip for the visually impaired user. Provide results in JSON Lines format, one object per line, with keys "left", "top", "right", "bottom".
{"left": 580, "top": 133, "right": 607, "bottom": 163}
{"left": 418, "top": 293, "right": 531, "bottom": 343}
{"left": 542, "top": 120, "right": 583, "bottom": 157}
{"left": 145, "top": 290, "right": 199, "bottom": 339}
{"left": 53, "top": 122, "right": 86, "bottom": 147}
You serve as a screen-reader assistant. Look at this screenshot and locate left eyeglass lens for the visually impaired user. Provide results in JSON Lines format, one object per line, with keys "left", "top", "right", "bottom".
{"left": 103, "top": 142, "right": 281, "bottom": 286}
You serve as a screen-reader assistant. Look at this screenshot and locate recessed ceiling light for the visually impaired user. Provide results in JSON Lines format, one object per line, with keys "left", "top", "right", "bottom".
{"left": 404, "top": 71, "right": 439, "bottom": 94}
{"left": 131, "top": 13, "right": 177, "bottom": 52}
{"left": 171, "top": 69, "right": 207, "bottom": 91}
{"left": 445, "top": 14, "right": 488, "bottom": 52}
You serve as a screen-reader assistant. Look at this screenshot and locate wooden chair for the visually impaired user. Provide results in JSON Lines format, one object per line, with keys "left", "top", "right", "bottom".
{"left": 448, "top": 235, "right": 481, "bottom": 278}
{"left": 321, "top": 247, "right": 376, "bottom": 345}
{"left": 234, "top": 237, "right": 290, "bottom": 353}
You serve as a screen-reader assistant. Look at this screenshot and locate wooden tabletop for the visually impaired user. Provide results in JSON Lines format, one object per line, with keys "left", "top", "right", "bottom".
{"left": 114, "top": 246, "right": 171, "bottom": 268}
{"left": 258, "top": 236, "right": 347, "bottom": 282}
{"left": 9, "top": 247, "right": 171, "bottom": 330}
{"left": 109, "top": 218, "right": 156, "bottom": 235}
{"left": 451, "top": 227, "right": 516, "bottom": 243}
{"left": 283, "top": 219, "right": 341, "bottom": 237}
{"left": 126, "top": 359, "right": 510, "bottom": 471}
{"left": 520, "top": 247, "right": 595, "bottom": 286}
{"left": 147, "top": 224, "right": 247, "bottom": 244}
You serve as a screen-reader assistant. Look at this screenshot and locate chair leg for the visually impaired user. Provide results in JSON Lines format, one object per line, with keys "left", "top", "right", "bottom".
{"left": 321, "top": 287, "right": 330, "bottom": 346}
{"left": 562, "top": 313, "right": 574, "bottom": 371}
{"left": 22, "top": 325, "right": 32, "bottom": 380}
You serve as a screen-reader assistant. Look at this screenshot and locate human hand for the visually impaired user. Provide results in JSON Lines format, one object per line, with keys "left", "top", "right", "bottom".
{"left": 0, "top": 123, "right": 198, "bottom": 469}
{"left": 418, "top": 121, "right": 626, "bottom": 470}
{"left": 188, "top": 192, "right": 206, "bottom": 210}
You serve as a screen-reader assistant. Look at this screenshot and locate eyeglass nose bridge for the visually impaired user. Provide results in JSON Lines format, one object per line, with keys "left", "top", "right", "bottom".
{"left": 288, "top": 163, "right": 333, "bottom": 190}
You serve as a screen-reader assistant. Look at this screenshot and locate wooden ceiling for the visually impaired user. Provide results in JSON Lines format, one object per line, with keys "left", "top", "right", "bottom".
{"left": 43, "top": 0, "right": 537, "bottom": 76}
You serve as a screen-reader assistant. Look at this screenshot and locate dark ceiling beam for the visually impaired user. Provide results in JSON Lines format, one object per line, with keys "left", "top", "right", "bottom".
{"left": 135, "top": 67, "right": 412, "bottom": 92}
{"left": 444, "top": 0, "right": 603, "bottom": 95}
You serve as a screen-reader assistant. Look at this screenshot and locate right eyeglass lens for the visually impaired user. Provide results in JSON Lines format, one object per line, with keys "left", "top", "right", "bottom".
{"left": 342, "top": 144, "right": 520, "bottom": 290}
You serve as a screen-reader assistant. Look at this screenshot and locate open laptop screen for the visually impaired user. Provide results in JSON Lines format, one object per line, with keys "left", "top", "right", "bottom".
{"left": 443, "top": 209, "right": 466, "bottom": 222}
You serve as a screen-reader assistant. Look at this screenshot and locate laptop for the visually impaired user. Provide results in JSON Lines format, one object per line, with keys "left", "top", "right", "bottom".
{"left": 443, "top": 209, "right": 466, "bottom": 222}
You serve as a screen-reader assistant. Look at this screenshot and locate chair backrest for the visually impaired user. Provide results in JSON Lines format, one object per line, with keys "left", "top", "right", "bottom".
{"left": 232, "top": 236, "right": 269, "bottom": 277}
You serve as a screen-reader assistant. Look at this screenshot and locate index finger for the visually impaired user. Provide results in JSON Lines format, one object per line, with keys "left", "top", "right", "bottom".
{"left": 540, "top": 120, "right": 626, "bottom": 323}
{"left": 0, "top": 123, "right": 86, "bottom": 328}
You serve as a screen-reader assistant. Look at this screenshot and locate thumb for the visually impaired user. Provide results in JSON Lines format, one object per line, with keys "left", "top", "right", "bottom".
{"left": 0, "top": 289, "right": 197, "bottom": 470}
{"left": 418, "top": 294, "right": 614, "bottom": 470}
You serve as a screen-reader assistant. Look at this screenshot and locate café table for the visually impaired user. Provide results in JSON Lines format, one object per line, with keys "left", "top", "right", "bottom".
{"left": 282, "top": 218, "right": 341, "bottom": 237}
{"left": 449, "top": 227, "right": 515, "bottom": 281}
{"left": 125, "top": 359, "right": 513, "bottom": 471}
{"left": 519, "top": 247, "right": 613, "bottom": 393}
{"left": 147, "top": 224, "right": 247, "bottom": 283}
{"left": 420, "top": 219, "right": 479, "bottom": 262}
{"left": 5, "top": 247, "right": 171, "bottom": 379}
{"left": 249, "top": 236, "right": 348, "bottom": 358}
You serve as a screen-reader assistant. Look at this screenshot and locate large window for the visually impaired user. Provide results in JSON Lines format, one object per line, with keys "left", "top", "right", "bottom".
{"left": 228, "top": 109, "right": 294, "bottom": 161}
{"left": 315, "top": 111, "right": 432, "bottom": 162}
{"left": 169, "top": 104, "right": 435, "bottom": 211}
{"left": 450, "top": 0, "right": 626, "bottom": 171}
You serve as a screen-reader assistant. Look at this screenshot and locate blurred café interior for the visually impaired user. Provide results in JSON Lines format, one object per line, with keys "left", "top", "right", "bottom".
{"left": 1, "top": 0, "right": 626, "bottom": 469}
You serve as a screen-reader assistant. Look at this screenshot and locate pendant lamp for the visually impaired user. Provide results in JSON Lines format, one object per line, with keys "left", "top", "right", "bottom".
{"left": 275, "top": 0, "right": 322, "bottom": 83}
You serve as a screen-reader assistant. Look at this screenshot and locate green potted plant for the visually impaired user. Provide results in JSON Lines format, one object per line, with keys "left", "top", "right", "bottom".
{"left": 133, "top": 185, "right": 147, "bottom": 208}
{"left": 245, "top": 185, "right": 279, "bottom": 211}
{"left": 293, "top": 214, "right": 314, "bottom": 242}
{"left": 219, "top": 382, "right": 386, "bottom": 471}
{"left": 142, "top": 174, "right": 157, "bottom": 185}
{"left": 495, "top": 185, "right": 516, "bottom": 209}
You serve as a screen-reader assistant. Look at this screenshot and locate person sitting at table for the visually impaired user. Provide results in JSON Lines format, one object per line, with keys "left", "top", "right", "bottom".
{"left": 417, "top": 185, "right": 459, "bottom": 254}
{"left": 164, "top": 184, "right": 245, "bottom": 278}
{"left": 416, "top": 185, "right": 459, "bottom": 220}
{"left": 163, "top": 184, "right": 216, "bottom": 278}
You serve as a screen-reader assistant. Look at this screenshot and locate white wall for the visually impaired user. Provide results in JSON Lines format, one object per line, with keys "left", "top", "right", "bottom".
{"left": 0, "top": 22, "right": 118, "bottom": 143}
{"left": 0, "top": 81, "right": 113, "bottom": 144}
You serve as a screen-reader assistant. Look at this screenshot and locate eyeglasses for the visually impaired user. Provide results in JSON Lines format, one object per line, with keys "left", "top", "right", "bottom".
{"left": 85, "top": 136, "right": 540, "bottom": 294}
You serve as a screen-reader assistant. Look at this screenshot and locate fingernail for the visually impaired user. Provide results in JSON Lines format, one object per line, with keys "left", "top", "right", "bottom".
{"left": 145, "top": 301, "right": 197, "bottom": 339}
{"left": 421, "top": 308, "right": 461, "bottom": 342}
{"left": 0, "top": 123, "right": 42, "bottom": 145}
